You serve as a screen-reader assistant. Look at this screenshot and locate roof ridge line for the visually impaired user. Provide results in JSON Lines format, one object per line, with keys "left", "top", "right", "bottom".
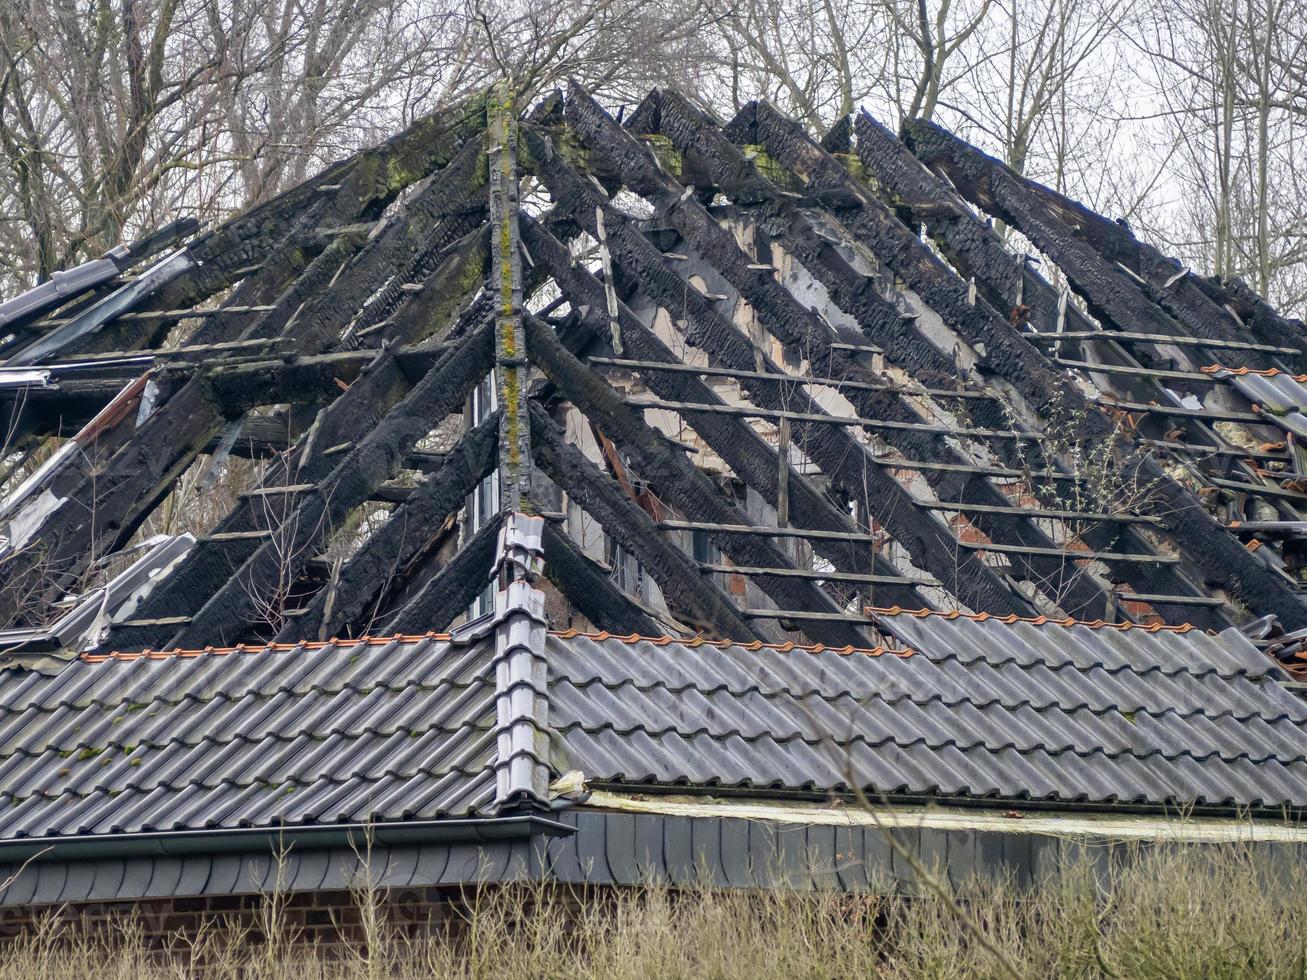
{"left": 549, "top": 627, "right": 913, "bottom": 657}
{"left": 79, "top": 632, "right": 453, "bottom": 662}
{"left": 867, "top": 604, "right": 1203, "bottom": 633}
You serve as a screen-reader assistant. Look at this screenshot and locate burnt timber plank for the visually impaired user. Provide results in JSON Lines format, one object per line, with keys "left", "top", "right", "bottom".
{"left": 96, "top": 297, "right": 494, "bottom": 652}
{"left": 529, "top": 400, "right": 764, "bottom": 642}
{"left": 733, "top": 100, "right": 1284, "bottom": 628}
{"left": 489, "top": 83, "right": 531, "bottom": 511}
{"left": 851, "top": 111, "right": 1238, "bottom": 626}
{"left": 539, "top": 518, "right": 666, "bottom": 636}
{"left": 902, "top": 119, "right": 1294, "bottom": 372}
{"left": 96, "top": 367, "right": 404, "bottom": 650}
{"left": 562, "top": 84, "right": 1130, "bottom": 620}
{"left": 0, "top": 230, "right": 370, "bottom": 622}
{"left": 907, "top": 120, "right": 1307, "bottom": 374}
{"left": 6, "top": 168, "right": 489, "bottom": 626}
{"left": 523, "top": 126, "right": 1029, "bottom": 617}
{"left": 520, "top": 215, "right": 928, "bottom": 611}
{"left": 525, "top": 312, "right": 875, "bottom": 649}
{"left": 162, "top": 317, "right": 495, "bottom": 649}
{"left": 1199, "top": 275, "right": 1307, "bottom": 365}
{"left": 275, "top": 415, "right": 499, "bottom": 642}
{"left": 381, "top": 513, "right": 504, "bottom": 636}
{"left": 54, "top": 93, "right": 492, "bottom": 361}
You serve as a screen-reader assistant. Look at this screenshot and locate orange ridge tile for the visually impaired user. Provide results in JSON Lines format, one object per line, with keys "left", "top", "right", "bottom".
{"left": 865, "top": 605, "right": 1199, "bottom": 633}
{"left": 550, "top": 628, "right": 913, "bottom": 658}
{"left": 79, "top": 632, "right": 453, "bottom": 662}
{"left": 1202, "top": 364, "right": 1307, "bottom": 382}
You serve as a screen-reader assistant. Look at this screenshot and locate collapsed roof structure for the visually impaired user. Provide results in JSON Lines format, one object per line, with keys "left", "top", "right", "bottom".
{"left": 0, "top": 82, "right": 1306, "bottom": 910}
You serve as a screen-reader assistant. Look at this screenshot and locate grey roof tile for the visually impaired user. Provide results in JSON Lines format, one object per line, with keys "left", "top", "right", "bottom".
{"left": 544, "top": 621, "right": 1307, "bottom": 809}
{"left": 0, "top": 635, "right": 503, "bottom": 840}
{"left": 0, "top": 613, "right": 1304, "bottom": 847}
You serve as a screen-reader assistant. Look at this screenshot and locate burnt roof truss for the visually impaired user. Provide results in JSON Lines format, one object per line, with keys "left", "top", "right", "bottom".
{"left": 5, "top": 82, "right": 1307, "bottom": 660}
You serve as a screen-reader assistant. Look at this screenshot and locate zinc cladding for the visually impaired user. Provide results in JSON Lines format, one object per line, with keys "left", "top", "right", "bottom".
{"left": 0, "top": 618, "right": 1305, "bottom": 844}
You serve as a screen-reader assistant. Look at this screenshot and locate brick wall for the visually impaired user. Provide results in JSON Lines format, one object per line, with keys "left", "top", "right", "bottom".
{"left": 0, "top": 886, "right": 484, "bottom": 953}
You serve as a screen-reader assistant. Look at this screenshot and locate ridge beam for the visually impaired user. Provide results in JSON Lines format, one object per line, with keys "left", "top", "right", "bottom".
{"left": 489, "top": 83, "right": 531, "bottom": 511}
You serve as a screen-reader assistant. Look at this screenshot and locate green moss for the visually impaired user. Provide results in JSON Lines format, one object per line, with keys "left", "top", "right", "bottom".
{"left": 641, "top": 134, "right": 682, "bottom": 178}
{"left": 834, "top": 152, "right": 864, "bottom": 180}
{"left": 558, "top": 128, "right": 590, "bottom": 173}
{"left": 76, "top": 747, "right": 102, "bottom": 762}
{"left": 742, "top": 145, "right": 791, "bottom": 187}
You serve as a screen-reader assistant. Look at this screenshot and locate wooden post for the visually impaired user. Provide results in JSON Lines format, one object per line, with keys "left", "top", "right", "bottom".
{"left": 489, "top": 79, "right": 531, "bottom": 512}
{"left": 776, "top": 416, "right": 791, "bottom": 530}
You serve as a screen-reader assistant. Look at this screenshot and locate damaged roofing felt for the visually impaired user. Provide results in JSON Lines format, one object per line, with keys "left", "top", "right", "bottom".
{"left": 0, "top": 615, "right": 1303, "bottom": 847}
{"left": 9, "top": 81, "right": 1307, "bottom": 661}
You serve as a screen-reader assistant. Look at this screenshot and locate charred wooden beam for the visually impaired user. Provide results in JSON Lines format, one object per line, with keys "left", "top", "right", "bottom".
{"left": 489, "top": 83, "right": 531, "bottom": 511}
{"left": 96, "top": 351, "right": 429, "bottom": 652}
{"left": 623, "top": 396, "right": 1038, "bottom": 440}
{"left": 913, "top": 122, "right": 1307, "bottom": 374}
{"left": 525, "top": 121, "right": 1032, "bottom": 617}
{"left": 10, "top": 345, "right": 458, "bottom": 425}
{"left": 0, "top": 374, "right": 220, "bottom": 628}
{"left": 243, "top": 142, "right": 489, "bottom": 354}
{"left": 716, "top": 99, "right": 1268, "bottom": 628}
{"left": 0, "top": 232, "right": 371, "bottom": 616}
{"left": 202, "top": 414, "right": 292, "bottom": 459}
{"left": 539, "top": 518, "right": 666, "bottom": 636}
{"left": 200, "top": 343, "right": 465, "bottom": 414}
{"left": 1023, "top": 330, "right": 1295, "bottom": 357}
{"left": 525, "top": 311, "right": 875, "bottom": 649}
{"left": 529, "top": 400, "right": 763, "bottom": 642}
{"left": 586, "top": 356, "right": 992, "bottom": 401}
{"left": 702, "top": 101, "right": 1216, "bottom": 621}
{"left": 696, "top": 562, "right": 933, "bottom": 588}
{"left": 841, "top": 113, "right": 1301, "bottom": 629}
{"left": 349, "top": 224, "right": 492, "bottom": 352}
{"left": 159, "top": 318, "right": 495, "bottom": 649}
{"left": 520, "top": 214, "right": 928, "bottom": 610}
{"left": 613, "top": 92, "right": 1162, "bottom": 619}
{"left": 276, "top": 415, "right": 499, "bottom": 642}
{"left": 11, "top": 210, "right": 489, "bottom": 625}
{"left": 381, "top": 513, "right": 503, "bottom": 636}
{"left": 1199, "top": 275, "right": 1307, "bottom": 364}
{"left": 856, "top": 117, "right": 1290, "bottom": 564}
{"left": 69, "top": 94, "right": 492, "bottom": 360}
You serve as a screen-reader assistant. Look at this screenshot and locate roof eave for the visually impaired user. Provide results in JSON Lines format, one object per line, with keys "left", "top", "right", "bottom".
{"left": 0, "top": 813, "right": 574, "bottom": 865}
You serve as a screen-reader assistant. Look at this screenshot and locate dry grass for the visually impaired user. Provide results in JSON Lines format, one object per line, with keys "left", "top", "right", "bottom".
{"left": 1, "top": 840, "right": 1304, "bottom": 979}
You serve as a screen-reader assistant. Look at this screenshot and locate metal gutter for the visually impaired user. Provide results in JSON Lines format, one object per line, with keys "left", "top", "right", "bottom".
{"left": 0, "top": 814, "right": 573, "bottom": 864}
